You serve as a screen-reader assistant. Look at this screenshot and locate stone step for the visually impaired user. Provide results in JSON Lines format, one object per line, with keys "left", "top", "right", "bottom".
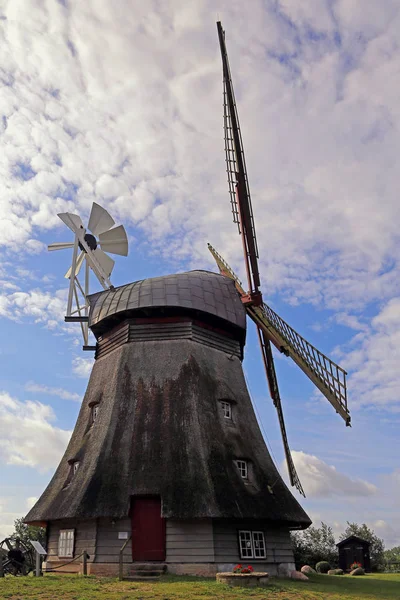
{"left": 130, "top": 569, "right": 164, "bottom": 577}
{"left": 130, "top": 563, "right": 167, "bottom": 572}
{"left": 123, "top": 575, "right": 162, "bottom": 582}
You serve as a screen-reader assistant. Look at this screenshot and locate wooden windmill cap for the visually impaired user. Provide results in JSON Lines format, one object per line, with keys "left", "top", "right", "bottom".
{"left": 87, "top": 270, "right": 247, "bottom": 336}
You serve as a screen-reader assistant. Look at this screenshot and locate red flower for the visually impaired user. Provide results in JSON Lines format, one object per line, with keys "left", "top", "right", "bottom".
{"left": 233, "top": 564, "right": 254, "bottom": 574}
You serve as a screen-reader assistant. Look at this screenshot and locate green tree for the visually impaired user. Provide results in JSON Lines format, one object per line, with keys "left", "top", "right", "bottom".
{"left": 291, "top": 522, "right": 338, "bottom": 569}
{"left": 383, "top": 546, "right": 400, "bottom": 570}
{"left": 10, "top": 518, "right": 46, "bottom": 548}
{"left": 339, "top": 522, "right": 385, "bottom": 571}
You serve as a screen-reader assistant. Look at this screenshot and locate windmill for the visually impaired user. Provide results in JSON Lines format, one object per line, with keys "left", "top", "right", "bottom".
{"left": 48, "top": 202, "right": 128, "bottom": 349}
{"left": 25, "top": 22, "right": 349, "bottom": 578}
{"left": 210, "top": 22, "right": 350, "bottom": 497}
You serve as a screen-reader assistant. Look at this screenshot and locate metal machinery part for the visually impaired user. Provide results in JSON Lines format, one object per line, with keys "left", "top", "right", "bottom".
{"left": 0, "top": 537, "right": 35, "bottom": 576}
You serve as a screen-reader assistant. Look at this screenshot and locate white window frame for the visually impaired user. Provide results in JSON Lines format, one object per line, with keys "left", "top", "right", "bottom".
{"left": 238, "top": 530, "right": 253, "bottom": 558}
{"left": 220, "top": 401, "right": 232, "bottom": 419}
{"left": 58, "top": 529, "right": 75, "bottom": 558}
{"left": 238, "top": 530, "right": 266, "bottom": 559}
{"left": 92, "top": 404, "right": 99, "bottom": 423}
{"left": 235, "top": 459, "right": 248, "bottom": 479}
{"left": 252, "top": 531, "right": 266, "bottom": 558}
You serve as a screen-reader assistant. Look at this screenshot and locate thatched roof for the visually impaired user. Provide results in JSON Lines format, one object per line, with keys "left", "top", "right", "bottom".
{"left": 25, "top": 331, "right": 310, "bottom": 528}
{"left": 87, "top": 270, "right": 246, "bottom": 336}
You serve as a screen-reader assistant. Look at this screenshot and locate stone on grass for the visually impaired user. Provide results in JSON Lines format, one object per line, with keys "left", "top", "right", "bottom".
{"left": 301, "top": 565, "right": 316, "bottom": 575}
{"left": 290, "top": 570, "right": 309, "bottom": 581}
{"left": 350, "top": 567, "right": 365, "bottom": 576}
{"left": 328, "top": 569, "right": 344, "bottom": 575}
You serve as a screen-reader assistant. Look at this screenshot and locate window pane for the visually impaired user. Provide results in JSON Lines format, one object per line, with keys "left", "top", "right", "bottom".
{"left": 235, "top": 460, "right": 248, "bottom": 479}
{"left": 239, "top": 530, "right": 253, "bottom": 558}
{"left": 221, "top": 401, "right": 231, "bottom": 419}
{"left": 59, "top": 529, "right": 74, "bottom": 557}
{"left": 252, "top": 532, "right": 266, "bottom": 558}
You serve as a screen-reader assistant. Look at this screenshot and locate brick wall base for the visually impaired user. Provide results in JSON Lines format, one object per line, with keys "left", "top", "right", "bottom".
{"left": 166, "top": 563, "right": 217, "bottom": 577}
{"left": 43, "top": 561, "right": 83, "bottom": 574}
{"left": 44, "top": 561, "right": 291, "bottom": 578}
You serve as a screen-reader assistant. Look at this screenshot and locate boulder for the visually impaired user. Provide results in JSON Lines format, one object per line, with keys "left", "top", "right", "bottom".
{"left": 328, "top": 569, "right": 344, "bottom": 575}
{"left": 301, "top": 565, "right": 316, "bottom": 575}
{"left": 290, "top": 570, "right": 309, "bottom": 581}
{"left": 350, "top": 567, "right": 365, "bottom": 576}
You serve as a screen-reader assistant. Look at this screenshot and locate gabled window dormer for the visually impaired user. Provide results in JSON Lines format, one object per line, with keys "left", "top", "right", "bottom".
{"left": 91, "top": 403, "right": 99, "bottom": 424}
{"left": 63, "top": 459, "right": 80, "bottom": 490}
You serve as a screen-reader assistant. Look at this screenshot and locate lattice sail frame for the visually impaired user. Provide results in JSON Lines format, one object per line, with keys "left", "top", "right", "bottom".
{"left": 218, "top": 21, "right": 260, "bottom": 293}
{"left": 223, "top": 78, "right": 257, "bottom": 250}
{"left": 208, "top": 244, "right": 350, "bottom": 426}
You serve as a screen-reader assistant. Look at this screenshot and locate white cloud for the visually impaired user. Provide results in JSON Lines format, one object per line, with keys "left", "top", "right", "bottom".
{"left": 337, "top": 298, "right": 400, "bottom": 411}
{"left": 0, "top": 0, "right": 398, "bottom": 313}
{"left": 25, "top": 381, "right": 80, "bottom": 402}
{"left": 26, "top": 496, "right": 38, "bottom": 510}
{"left": 290, "top": 450, "right": 377, "bottom": 498}
{"left": 0, "top": 288, "right": 66, "bottom": 328}
{"left": 0, "top": 391, "right": 71, "bottom": 471}
{"left": 0, "top": 499, "right": 20, "bottom": 541}
{"left": 72, "top": 356, "right": 94, "bottom": 379}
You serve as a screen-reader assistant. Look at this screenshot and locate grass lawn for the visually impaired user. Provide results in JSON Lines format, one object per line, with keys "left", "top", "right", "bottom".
{"left": 0, "top": 572, "right": 399, "bottom": 600}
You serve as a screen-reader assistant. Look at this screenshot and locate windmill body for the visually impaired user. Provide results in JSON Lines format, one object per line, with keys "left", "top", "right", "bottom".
{"left": 25, "top": 271, "right": 310, "bottom": 576}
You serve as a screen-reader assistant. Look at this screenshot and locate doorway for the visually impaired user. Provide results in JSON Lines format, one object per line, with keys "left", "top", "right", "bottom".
{"left": 131, "top": 496, "right": 165, "bottom": 561}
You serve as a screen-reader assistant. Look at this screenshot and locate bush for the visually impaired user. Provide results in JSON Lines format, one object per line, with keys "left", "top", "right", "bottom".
{"left": 316, "top": 561, "right": 331, "bottom": 573}
{"left": 291, "top": 522, "right": 338, "bottom": 570}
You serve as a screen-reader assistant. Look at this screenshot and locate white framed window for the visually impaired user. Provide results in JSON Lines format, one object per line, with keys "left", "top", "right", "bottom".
{"left": 235, "top": 459, "right": 248, "bottom": 479}
{"left": 238, "top": 530, "right": 253, "bottom": 558}
{"left": 253, "top": 531, "right": 266, "bottom": 558}
{"left": 58, "top": 529, "right": 75, "bottom": 558}
{"left": 92, "top": 404, "right": 99, "bottom": 423}
{"left": 238, "top": 530, "right": 266, "bottom": 559}
{"left": 220, "top": 401, "right": 232, "bottom": 419}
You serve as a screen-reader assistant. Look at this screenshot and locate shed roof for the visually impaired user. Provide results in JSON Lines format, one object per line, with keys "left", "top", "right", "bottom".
{"left": 336, "top": 535, "right": 371, "bottom": 547}
{"left": 88, "top": 270, "right": 246, "bottom": 334}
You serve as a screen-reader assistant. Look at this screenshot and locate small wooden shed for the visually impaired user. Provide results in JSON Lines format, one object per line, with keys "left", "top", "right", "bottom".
{"left": 337, "top": 535, "right": 371, "bottom": 572}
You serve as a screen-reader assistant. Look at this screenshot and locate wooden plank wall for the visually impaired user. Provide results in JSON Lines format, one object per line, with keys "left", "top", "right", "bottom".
{"left": 46, "top": 519, "right": 97, "bottom": 562}
{"left": 213, "top": 520, "right": 294, "bottom": 567}
{"left": 95, "top": 518, "right": 132, "bottom": 563}
{"left": 166, "top": 519, "right": 215, "bottom": 563}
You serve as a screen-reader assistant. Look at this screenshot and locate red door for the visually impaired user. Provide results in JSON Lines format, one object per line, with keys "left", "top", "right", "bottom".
{"left": 131, "top": 497, "right": 165, "bottom": 561}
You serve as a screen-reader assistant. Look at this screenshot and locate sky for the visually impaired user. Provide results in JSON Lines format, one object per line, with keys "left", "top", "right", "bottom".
{"left": 0, "top": 0, "right": 399, "bottom": 549}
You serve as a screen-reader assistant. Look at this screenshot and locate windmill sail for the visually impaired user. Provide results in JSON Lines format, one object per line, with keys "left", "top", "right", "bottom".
{"left": 252, "top": 302, "right": 349, "bottom": 425}
{"left": 208, "top": 243, "right": 305, "bottom": 495}
{"left": 257, "top": 327, "right": 305, "bottom": 496}
{"left": 217, "top": 21, "right": 260, "bottom": 294}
